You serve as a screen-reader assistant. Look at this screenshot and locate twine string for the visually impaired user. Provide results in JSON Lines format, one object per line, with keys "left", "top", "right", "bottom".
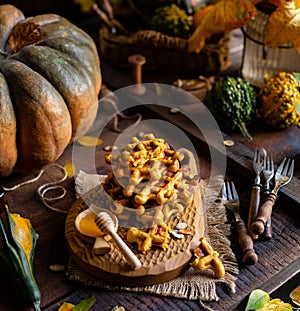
{"left": 3, "top": 163, "right": 69, "bottom": 214}
{"left": 100, "top": 94, "right": 142, "bottom": 133}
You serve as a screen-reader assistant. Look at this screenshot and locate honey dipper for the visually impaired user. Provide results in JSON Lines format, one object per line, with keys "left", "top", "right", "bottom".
{"left": 94, "top": 212, "right": 142, "bottom": 270}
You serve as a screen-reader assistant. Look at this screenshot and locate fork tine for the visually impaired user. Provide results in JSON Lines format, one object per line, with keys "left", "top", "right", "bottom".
{"left": 261, "top": 147, "right": 267, "bottom": 161}
{"left": 282, "top": 158, "right": 290, "bottom": 176}
{"left": 277, "top": 157, "right": 286, "bottom": 174}
{"left": 264, "top": 154, "right": 268, "bottom": 169}
{"left": 288, "top": 159, "right": 294, "bottom": 178}
{"left": 227, "top": 182, "right": 233, "bottom": 201}
{"left": 270, "top": 154, "right": 274, "bottom": 172}
{"left": 221, "top": 183, "right": 226, "bottom": 199}
{"left": 230, "top": 182, "right": 238, "bottom": 199}
{"left": 254, "top": 147, "right": 258, "bottom": 162}
{"left": 264, "top": 153, "right": 270, "bottom": 169}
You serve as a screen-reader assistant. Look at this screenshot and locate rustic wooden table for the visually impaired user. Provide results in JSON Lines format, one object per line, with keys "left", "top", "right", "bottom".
{"left": 0, "top": 101, "right": 299, "bottom": 311}
{"left": 0, "top": 25, "right": 299, "bottom": 311}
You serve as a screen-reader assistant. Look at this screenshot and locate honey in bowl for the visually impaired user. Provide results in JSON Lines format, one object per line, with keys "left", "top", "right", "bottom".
{"left": 75, "top": 206, "right": 118, "bottom": 239}
{"left": 78, "top": 212, "right": 104, "bottom": 237}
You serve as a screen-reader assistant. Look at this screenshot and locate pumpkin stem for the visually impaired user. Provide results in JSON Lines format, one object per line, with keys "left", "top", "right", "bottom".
{"left": 0, "top": 49, "right": 8, "bottom": 59}
{"left": 237, "top": 122, "right": 253, "bottom": 142}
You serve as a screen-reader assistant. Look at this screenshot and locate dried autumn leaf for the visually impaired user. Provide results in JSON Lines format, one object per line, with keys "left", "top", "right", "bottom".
{"left": 189, "top": 0, "right": 257, "bottom": 53}
{"left": 73, "top": 296, "right": 96, "bottom": 310}
{"left": 57, "top": 296, "right": 96, "bottom": 311}
{"left": 64, "top": 163, "right": 76, "bottom": 178}
{"left": 8, "top": 21, "right": 42, "bottom": 53}
{"left": 58, "top": 302, "right": 75, "bottom": 311}
{"left": 77, "top": 136, "right": 103, "bottom": 147}
{"left": 266, "top": 0, "right": 300, "bottom": 52}
{"left": 245, "top": 289, "right": 270, "bottom": 310}
{"left": 290, "top": 285, "right": 300, "bottom": 306}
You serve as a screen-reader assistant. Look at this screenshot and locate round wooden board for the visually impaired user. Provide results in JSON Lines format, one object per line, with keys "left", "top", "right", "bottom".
{"left": 65, "top": 185, "right": 204, "bottom": 287}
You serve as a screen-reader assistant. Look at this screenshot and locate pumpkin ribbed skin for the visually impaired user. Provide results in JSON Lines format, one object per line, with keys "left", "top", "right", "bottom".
{"left": 1, "top": 59, "right": 72, "bottom": 172}
{"left": 0, "top": 4, "right": 101, "bottom": 176}
{"left": 12, "top": 45, "right": 98, "bottom": 139}
{"left": 0, "top": 72, "right": 17, "bottom": 176}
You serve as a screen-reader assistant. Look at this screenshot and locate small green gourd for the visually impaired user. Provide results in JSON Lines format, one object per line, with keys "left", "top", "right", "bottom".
{"left": 204, "top": 76, "right": 257, "bottom": 141}
{"left": 0, "top": 189, "right": 41, "bottom": 311}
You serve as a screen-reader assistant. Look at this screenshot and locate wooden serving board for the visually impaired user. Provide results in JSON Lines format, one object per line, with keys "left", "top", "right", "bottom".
{"left": 65, "top": 184, "right": 204, "bottom": 287}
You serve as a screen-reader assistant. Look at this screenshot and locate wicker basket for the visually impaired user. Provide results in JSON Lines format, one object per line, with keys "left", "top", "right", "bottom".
{"left": 98, "top": 27, "right": 231, "bottom": 75}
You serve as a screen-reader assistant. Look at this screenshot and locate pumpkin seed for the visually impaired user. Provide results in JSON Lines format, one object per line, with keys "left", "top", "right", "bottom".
{"left": 49, "top": 264, "right": 65, "bottom": 272}
{"left": 103, "top": 145, "right": 113, "bottom": 152}
{"left": 223, "top": 139, "right": 234, "bottom": 147}
{"left": 103, "top": 145, "right": 117, "bottom": 152}
{"left": 170, "top": 229, "right": 185, "bottom": 239}
{"left": 170, "top": 107, "right": 180, "bottom": 114}
{"left": 77, "top": 136, "right": 103, "bottom": 147}
{"left": 175, "top": 222, "right": 188, "bottom": 229}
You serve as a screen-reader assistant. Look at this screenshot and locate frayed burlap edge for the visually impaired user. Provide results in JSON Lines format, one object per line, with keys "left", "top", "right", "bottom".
{"left": 66, "top": 173, "right": 239, "bottom": 302}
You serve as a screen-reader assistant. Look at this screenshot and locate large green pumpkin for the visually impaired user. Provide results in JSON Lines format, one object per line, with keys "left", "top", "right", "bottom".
{"left": 0, "top": 4, "right": 101, "bottom": 177}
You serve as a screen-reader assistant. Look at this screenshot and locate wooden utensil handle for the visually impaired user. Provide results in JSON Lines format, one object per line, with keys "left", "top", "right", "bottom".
{"left": 263, "top": 218, "right": 272, "bottom": 240}
{"left": 262, "top": 189, "right": 272, "bottom": 240}
{"left": 236, "top": 220, "right": 258, "bottom": 265}
{"left": 251, "top": 192, "right": 277, "bottom": 236}
{"left": 110, "top": 230, "right": 142, "bottom": 270}
{"left": 248, "top": 185, "right": 261, "bottom": 240}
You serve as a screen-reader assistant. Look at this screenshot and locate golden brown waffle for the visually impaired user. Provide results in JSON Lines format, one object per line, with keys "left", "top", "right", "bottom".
{"left": 103, "top": 133, "right": 199, "bottom": 228}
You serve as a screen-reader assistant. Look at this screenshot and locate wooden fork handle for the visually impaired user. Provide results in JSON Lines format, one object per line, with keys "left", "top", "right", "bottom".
{"left": 251, "top": 192, "right": 277, "bottom": 235}
{"left": 236, "top": 220, "right": 258, "bottom": 265}
{"left": 262, "top": 189, "right": 273, "bottom": 240}
{"left": 248, "top": 185, "right": 261, "bottom": 240}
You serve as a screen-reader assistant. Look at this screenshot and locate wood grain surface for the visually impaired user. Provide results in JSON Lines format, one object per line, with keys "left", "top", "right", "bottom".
{"left": 65, "top": 184, "right": 204, "bottom": 286}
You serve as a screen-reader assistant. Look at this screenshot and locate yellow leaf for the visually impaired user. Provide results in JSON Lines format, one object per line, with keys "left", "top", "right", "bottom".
{"left": 64, "top": 163, "right": 76, "bottom": 178}
{"left": 189, "top": 0, "right": 256, "bottom": 53}
{"left": 73, "top": 0, "right": 94, "bottom": 13}
{"left": 57, "top": 302, "right": 75, "bottom": 311}
{"left": 266, "top": 1, "right": 300, "bottom": 52}
{"left": 290, "top": 285, "right": 300, "bottom": 306}
{"left": 77, "top": 136, "right": 103, "bottom": 147}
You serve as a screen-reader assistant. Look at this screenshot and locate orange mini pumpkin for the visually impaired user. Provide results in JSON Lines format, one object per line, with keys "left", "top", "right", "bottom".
{"left": 259, "top": 72, "right": 300, "bottom": 129}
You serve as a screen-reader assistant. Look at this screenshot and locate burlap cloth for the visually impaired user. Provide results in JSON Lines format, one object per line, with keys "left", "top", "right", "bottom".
{"left": 66, "top": 171, "right": 239, "bottom": 305}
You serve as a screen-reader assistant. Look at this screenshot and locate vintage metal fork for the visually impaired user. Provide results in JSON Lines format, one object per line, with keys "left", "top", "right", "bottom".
{"left": 222, "top": 182, "right": 258, "bottom": 266}
{"left": 261, "top": 151, "right": 275, "bottom": 239}
{"left": 251, "top": 157, "right": 294, "bottom": 235}
{"left": 248, "top": 147, "right": 265, "bottom": 239}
